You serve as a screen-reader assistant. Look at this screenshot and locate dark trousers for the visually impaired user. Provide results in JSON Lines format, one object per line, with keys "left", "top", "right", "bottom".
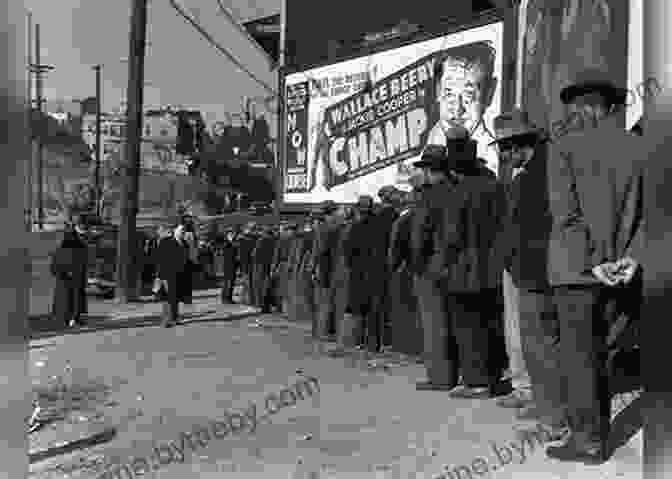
{"left": 414, "top": 275, "right": 460, "bottom": 387}
{"left": 553, "top": 285, "right": 612, "bottom": 446}
{"left": 220, "top": 268, "right": 236, "bottom": 303}
{"left": 519, "top": 288, "right": 566, "bottom": 426}
{"left": 446, "top": 291, "right": 500, "bottom": 387}
{"left": 162, "top": 276, "right": 179, "bottom": 325}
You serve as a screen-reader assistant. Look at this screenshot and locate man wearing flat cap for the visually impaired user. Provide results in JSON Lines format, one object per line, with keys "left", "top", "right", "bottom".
{"left": 544, "top": 69, "right": 645, "bottom": 463}
{"left": 489, "top": 109, "right": 568, "bottom": 440}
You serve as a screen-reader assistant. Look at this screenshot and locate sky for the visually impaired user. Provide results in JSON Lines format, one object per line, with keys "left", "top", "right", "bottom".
{"left": 24, "top": 0, "right": 280, "bottom": 129}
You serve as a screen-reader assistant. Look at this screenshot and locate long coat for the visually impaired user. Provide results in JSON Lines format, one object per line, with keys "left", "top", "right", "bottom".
{"left": 547, "top": 115, "right": 645, "bottom": 286}
{"left": 344, "top": 213, "right": 385, "bottom": 315}
{"left": 51, "top": 245, "right": 88, "bottom": 324}
{"left": 152, "top": 237, "right": 188, "bottom": 305}
{"left": 430, "top": 176, "right": 507, "bottom": 293}
{"left": 388, "top": 207, "right": 423, "bottom": 355}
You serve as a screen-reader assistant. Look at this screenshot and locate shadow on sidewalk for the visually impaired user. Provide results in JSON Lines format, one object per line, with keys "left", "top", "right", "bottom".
{"left": 29, "top": 309, "right": 262, "bottom": 343}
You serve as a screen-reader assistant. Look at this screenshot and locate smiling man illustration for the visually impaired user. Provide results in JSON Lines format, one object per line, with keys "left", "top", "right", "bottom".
{"left": 425, "top": 42, "right": 498, "bottom": 170}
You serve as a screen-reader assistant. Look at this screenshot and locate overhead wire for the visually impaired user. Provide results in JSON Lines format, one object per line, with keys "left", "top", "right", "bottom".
{"left": 168, "top": 0, "right": 277, "bottom": 97}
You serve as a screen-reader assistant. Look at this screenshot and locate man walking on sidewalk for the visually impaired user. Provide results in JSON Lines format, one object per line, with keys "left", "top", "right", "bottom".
{"left": 152, "top": 224, "right": 188, "bottom": 328}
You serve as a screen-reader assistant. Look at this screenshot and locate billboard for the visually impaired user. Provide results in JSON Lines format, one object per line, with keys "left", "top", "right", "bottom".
{"left": 282, "top": 21, "right": 504, "bottom": 204}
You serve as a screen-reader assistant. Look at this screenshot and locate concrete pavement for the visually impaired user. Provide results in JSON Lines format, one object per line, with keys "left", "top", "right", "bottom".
{"left": 28, "top": 304, "right": 642, "bottom": 479}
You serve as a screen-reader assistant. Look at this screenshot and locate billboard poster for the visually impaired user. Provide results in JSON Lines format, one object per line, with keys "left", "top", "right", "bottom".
{"left": 282, "top": 21, "right": 504, "bottom": 204}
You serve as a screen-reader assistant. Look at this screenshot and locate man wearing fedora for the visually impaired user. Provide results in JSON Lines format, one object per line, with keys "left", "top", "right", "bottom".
{"left": 409, "top": 142, "right": 462, "bottom": 391}
{"left": 490, "top": 109, "right": 570, "bottom": 441}
{"left": 422, "top": 133, "right": 509, "bottom": 399}
{"left": 545, "top": 69, "right": 645, "bottom": 463}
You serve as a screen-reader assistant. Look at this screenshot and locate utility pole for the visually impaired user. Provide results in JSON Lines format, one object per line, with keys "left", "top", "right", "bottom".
{"left": 30, "top": 24, "right": 54, "bottom": 231}
{"left": 26, "top": 11, "right": 33, "bottom": 231}
{"left": 116, "top": 0, "right": 148, "bottom": 302}
{"left": 93, "top": 64, "right": 102, "bottom": 218}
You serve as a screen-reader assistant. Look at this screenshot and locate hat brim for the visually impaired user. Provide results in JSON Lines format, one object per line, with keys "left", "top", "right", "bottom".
{"left": 489, "top": 129, "right": 542, "bottom": 146}
{"left": 560, "top": 82, "right": 628, "bottom": 105}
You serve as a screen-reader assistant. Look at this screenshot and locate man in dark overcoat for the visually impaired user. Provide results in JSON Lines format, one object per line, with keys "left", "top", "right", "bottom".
{"left": 427, "top": 136, "right": 508, "bottom": 400}
{"left": 152, "top": 224, "right": 188, "bottom": 327}
{"left": 409, "top": 144, "right": 462, "bottom": 391}
{"left": 219, "top": 230, "right": 238, "bottom": 304}
{"left": 544, "top": 69, "right": 645, "bottom": 463}
{"left": 253, "top": 227, "right": 278, "bottom": 312}
{"left": 387, "top": 187, "right": 423, "bottom": 356}
{"left": 310, "top": 201, "right": 343, "bottom": 339}
{"left": 489, "top": 109, "right": 568, "bottom": 439}
{"left": 237, "top": 225, "right": 257, "bottom": 305}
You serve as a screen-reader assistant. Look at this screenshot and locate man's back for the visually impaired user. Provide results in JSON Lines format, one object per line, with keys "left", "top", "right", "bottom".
{"left": 548, "top": 116, "right": 645, "bottom": 285}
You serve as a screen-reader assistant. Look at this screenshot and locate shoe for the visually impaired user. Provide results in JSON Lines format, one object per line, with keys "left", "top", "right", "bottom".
{"left": 415, "top": 381, "right": 458, "bottom": 391}
{"left": 496, "top": 390, "right": 533, "bottom": 408}
{"left": 448, "top": 385, "right": 491, "bottom": 399}
{"left": 161, "top": 322, "right": 175, "bottom": 328}
{"left": 514, "top": 423, "right": 570, "bottom": 444}
{"left": 516, "top": 404, "right": 542, "bottom": 421}
{"left": 546, "top": 437, "right": 608, "bottom": 465}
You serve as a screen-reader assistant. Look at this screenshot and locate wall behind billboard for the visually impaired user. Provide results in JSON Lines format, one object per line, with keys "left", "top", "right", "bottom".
{"left": 282, "top": 21, "right": 504, "bottom": 204}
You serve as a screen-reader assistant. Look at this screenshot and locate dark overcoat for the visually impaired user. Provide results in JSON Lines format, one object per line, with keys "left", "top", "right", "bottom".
{"left": 152, "top": 237, "right": 188, "bottom": 306}
{"left": 51, "top": 244, "right": 88, "bottom": 325}
{"left": 430, "top": 176, "right": 507, "bottom": 293}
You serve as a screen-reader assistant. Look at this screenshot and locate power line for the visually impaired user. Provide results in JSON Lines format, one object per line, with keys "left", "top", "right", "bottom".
{"left": 168, "top": 0, "right": 277, "bottom": 97}
{"left": 214, "top": 0, "right": 276, "bottom": 70}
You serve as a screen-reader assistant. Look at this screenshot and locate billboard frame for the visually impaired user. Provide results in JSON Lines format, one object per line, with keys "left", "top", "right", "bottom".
{"left": 277, "top": 7, "right": 516, "bottom": 211}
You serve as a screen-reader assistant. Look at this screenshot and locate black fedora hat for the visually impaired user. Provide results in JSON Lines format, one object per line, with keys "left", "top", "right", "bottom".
{"left": 413, "top": 144, "right": 454, "bottom": 171}
{"left": 560, "top": 68, "right": 629, "bottom": 106}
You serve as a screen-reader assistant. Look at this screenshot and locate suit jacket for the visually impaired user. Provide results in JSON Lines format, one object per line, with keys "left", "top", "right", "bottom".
{"left": 547, "top": 115, "right": 645, "bottom": 286}
{"left": 430, "top": 175, "right": 506, "bottom": 292}
{"left": 497, "top": 144, "right": 554, "bottom": 290}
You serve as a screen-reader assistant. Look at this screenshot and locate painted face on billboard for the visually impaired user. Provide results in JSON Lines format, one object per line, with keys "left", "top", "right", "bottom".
{"left": 437, "top": 57, "right": 490, "bottom": 134}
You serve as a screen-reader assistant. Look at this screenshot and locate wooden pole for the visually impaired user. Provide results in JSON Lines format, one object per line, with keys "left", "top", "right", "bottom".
{"left": 116, "top": 0, "right": 148, "bottom": 302}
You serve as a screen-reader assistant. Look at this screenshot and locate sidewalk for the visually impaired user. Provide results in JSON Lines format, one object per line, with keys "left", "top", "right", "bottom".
{"left": 28, "top": 306, "right": 641, "bottom": 479}
{"left": 29, "top": 289, "right": 259, "bottom": 340}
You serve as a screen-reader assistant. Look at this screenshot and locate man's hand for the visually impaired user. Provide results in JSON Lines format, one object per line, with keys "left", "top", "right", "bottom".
{"left": 614, "top": 256, "right": 640, "bottom": 284}
{"left": 592, "top": 262, "right": 621, "bottom": 286}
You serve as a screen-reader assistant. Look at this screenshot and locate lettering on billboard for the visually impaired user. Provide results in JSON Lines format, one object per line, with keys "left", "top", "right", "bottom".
{"left": 285, "top": 81, "right": 310, "bottom": 193}
{"left": 282, "top": 22, "right": 503, "bottom": 203}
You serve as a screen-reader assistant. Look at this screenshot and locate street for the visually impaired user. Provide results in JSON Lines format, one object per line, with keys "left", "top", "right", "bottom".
{"left": 28, "top": 303, "right": 642, "bottom": 479}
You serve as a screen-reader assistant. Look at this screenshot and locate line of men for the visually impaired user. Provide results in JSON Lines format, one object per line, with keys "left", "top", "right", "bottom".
{"left": 216, "top": 68, "right": 642, "bottom": 466}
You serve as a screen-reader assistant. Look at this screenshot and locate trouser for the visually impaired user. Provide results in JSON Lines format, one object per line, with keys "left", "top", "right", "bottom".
{"left": 413, "top": 274, "right": 459, "bottom": 387}
{"left": 446, "top": 291, "right": 500, "bottom": 387}
{"left": 553, "top": 285, "right": 612, "bottom": 446}
{"left": 297, "top": 271, "right": 315, "bottom": 324}
{"left": 519, "top": 288, "right": 566, "bottom": 426}
{"left": 503, "top": 270, "right": 531, "bottom": 393}
{"left": 162, "top": 294, "right": 179, "bottom": 325}
{"left": 332, "top": 265, "right": 348, "bottom": 338}
{"left": 220, "top": 269, "right": 236, "bottom": 303}
{"left": 254, "top": 264, "right": 272, "bottom": 311}
{"left": 314, "top": 284, "right": 335, "bottom": 339}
